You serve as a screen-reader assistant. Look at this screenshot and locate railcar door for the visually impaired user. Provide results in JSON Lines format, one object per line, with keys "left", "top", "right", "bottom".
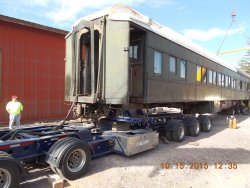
{"left": 72, "top": 21, "right": 101, "bottom": 103}
{"left": 129, "top": 33, "right": 145, "bottom": 98}
{"left": 79, "top": 29, "right": 92, "bottom": 95}
{"left": 79, "top": 30, "right": 100, "bottom": 96}
{"left": 65, "top": 21, "right": 97, "bottom": 102}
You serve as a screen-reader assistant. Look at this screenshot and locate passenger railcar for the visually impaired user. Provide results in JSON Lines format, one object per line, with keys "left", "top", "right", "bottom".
{"left": 65, "top": 5, "right": 250, "bottom": 118}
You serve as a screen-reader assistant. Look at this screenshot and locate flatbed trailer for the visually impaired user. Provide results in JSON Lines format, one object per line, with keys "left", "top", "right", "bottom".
{"left": 0, "top": 122, "right": 158, "bottom": 187}
{"left": 0, "top": 109, "right": 211, "bottom": 188}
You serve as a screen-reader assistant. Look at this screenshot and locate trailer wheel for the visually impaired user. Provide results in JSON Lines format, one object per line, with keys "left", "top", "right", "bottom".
{"left": 0, "top": 161, "right": 20, "bottom": 188}
{"left": 199, "top": 115, "right": 212, "bottom": 132}
{"left": 55, "top": 140, "right": 91, "bottom": 180}
{"left": 46, "top": 137, "right": 79, "bottom": 174}
{"left": 165, "top": 131, "right": 173, "bottom": 141}
{"left": 188, "top": 119, "right": 200, "bottom": 137}
{"left": 185, "top": 126, "right": 190, "bottom": 136}
{"left": 169, "top": 120, "right": 185, "bottom": 142}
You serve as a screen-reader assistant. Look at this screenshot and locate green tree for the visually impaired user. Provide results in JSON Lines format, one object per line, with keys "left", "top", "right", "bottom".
{"left": 239, "top": 50, "right": 250, "bottom": 74}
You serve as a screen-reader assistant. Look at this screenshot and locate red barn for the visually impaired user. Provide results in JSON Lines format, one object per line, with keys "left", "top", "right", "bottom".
{"left": 0, "top": 15, "right": 69, "bottom": 125}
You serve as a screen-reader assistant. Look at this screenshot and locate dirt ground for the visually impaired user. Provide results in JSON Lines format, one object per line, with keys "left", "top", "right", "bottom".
{"left": 19, "top": 114, "right": 250, "bottom": 188}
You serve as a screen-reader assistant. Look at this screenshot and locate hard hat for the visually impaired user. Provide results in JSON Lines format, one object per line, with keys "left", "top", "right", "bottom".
{"left": 12, "top": 95, "right": 18, "bottom": 99}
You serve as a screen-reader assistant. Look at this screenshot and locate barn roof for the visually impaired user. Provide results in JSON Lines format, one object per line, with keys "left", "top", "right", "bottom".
{"left": 0, "top": 14, "right": 68, "bottom": 35}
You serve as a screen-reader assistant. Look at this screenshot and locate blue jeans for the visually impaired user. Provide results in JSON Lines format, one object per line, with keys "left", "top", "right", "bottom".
{"left": 9, "top": 114, "right": 21, "bottom": 129}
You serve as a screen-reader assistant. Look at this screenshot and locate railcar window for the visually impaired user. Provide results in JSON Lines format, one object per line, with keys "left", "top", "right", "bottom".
{"left": 228, "top": 77, "right": 231, "bottom": 88}
{"left": 225, "top": 75, "right": 228, "bottom": 87}
{"left": 212, "top": 71, "right": 217, "bottom": 85}
{"left": 202, "top": 67, "right": 207, "bottom": 83}
{"left": 218, "top": 73, "right": 222, "bottom": 86}
{"left": 230, "top": 77, "right": 233, "bottom": 88}
{"left": 245, "top": 82, "right": 248, "bottom": 91}
{"left": 196, "top": 66, "right": 202, "bottom": 82}
{"left": 153, "top": 51, "right": 162, "bottom": 75}
{"left": 232, "top": 79, "right": 236, "bottom": 89}
{"left": 129, "top": 47, "right": 133, "bottom": 57}
{"left": 208, "top": 70, "right": 213, "bottom": 84}
{"left": 169, "top": 56, "right": 177, "bottom": 74}
{"left": 239, "top": 80, "right": 243, "bottom": 90}
{"left": 221, "top": 74, "right": 225, "bottom": 87}
{"left": 129, "top": 40, "right": 141, "bottom": 62}
{"left": 180, "top": 60, "right": 186, "bottom": 79}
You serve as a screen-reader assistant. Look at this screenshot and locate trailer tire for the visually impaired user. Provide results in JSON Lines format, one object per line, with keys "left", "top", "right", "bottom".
{"left": 188, "top": 119, "right": 200, "bottom": 137}
{"left": 165, "top": 131, "right": 173, "bottom": 141}
{"left": 0, "top": 157, "right": 21, "bottom": 188}
{"left": 46, "top": 137, "right": 80, "bottom": 174}
{"left": 55, "top": 139, "right": 91, "bottom": 180}
{"left": 199, "top": 115, "right": 212, "bottom": 132}
{"left": 169, "top": 120, "right": 185, "bottom": 142}
{"left": 185, "top": 126, "right": 190, "bottom": 136}
{"left": 183, "top": 116, "right": 196, "bottom": 136}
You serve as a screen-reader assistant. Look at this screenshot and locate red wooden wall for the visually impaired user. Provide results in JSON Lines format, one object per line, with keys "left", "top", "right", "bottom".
{"left": 0, "top": 17, "right": 69, "bottom": 125}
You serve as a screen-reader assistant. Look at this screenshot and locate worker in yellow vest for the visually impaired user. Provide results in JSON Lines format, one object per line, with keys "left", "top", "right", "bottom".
{"left": 6, "top": 95, "right": 24, "bottom": 129}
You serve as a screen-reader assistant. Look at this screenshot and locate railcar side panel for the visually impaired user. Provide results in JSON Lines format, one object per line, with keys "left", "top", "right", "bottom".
{"left": 146, "top": 80, "right": 196, "bottom": 103}
{"left": 65, "top": 34, "right": 74, "bottom": 101}
{"left": 196, "top": 85, "right": 221, "bottom": 101}
{"left": 105, "top": 20, "right": 130, "bottom": 104}
{"left": 143, "top": 26, "right": 249, "bottom": 105}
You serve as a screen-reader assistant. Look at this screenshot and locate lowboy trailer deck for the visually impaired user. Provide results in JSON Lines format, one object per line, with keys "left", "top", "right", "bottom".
{"left": 0, "top": 121, "right": 158, "bottom": 187}
{"left": 0, "top": 108, "right": 211, "bottom": 188}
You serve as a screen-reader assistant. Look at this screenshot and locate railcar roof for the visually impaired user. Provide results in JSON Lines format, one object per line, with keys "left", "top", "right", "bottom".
{"left": 73, "top": 4, "right": 250, "bottom": 78}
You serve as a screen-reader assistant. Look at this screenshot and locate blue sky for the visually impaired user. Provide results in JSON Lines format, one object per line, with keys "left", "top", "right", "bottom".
{"left": 1, "top": 0, "right": 249, "bottom": 67}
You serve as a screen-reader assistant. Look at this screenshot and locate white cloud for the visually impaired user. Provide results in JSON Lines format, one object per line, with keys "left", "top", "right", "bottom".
{"left": 21, "top": 0, "right": 51, "bottom": 7}
{"left": 177, "top": 6, "right": 186, "bottom": 11}
{"left": 17, "top": 0, "right": 175, "bottom": 23}
{"left": 147, "top": 0, "right": 175, "bottom": 8}
{"left": 45, "top": 0, "right": 146, "bottom": 22}
{"left": 182, "top": 27, "right": 245, "bottom": 41}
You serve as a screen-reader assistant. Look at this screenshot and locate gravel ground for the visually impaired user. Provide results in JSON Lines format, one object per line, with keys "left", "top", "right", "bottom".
{"left": 19, "top": 114, "right": 250, "bottom": 188}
